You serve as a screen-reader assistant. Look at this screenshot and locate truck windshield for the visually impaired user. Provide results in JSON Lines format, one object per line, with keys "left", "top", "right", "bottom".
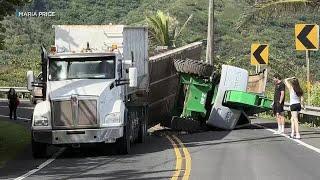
{"left": 49, "top": 57, "right": 115, "bottom": 81}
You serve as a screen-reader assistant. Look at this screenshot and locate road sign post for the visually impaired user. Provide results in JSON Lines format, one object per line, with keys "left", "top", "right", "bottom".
{"left": 306, "top": 50, "right": 311, "bottom": 105}
{"left": 295, "top": 24, "right": 319, "bottom": 105}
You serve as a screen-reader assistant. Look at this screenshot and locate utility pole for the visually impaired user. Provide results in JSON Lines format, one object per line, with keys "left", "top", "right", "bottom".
{"left": 206, "top": 0, "right": 214, "bottom": 65}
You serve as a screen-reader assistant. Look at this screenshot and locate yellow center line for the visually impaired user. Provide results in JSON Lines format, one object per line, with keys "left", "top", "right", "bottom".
{"left": 166, "top": 135, "right": 183, "bottom": 180}
{"left": 172, "top": 135, "right": 192, "bottom": 180}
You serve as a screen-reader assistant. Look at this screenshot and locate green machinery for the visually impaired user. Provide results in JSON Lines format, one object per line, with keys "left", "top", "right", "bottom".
{"left": 172, "top": 59, "right": 273, "bottom": 131}
{"left": 224, "top": 90, "right": 273, "bottom": 110}
{"left": 179, "top": 73, "right": 214, "bottom": 118}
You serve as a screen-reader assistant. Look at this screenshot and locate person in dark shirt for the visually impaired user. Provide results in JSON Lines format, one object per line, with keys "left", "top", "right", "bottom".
{"left": 7, "top": 88, "right": 18, "bottom": 120}
{"left": 273, "top": 73, "right": 285, "bottom": 134}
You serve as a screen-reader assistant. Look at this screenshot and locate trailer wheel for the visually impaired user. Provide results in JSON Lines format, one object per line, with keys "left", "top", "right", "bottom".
{"left": 137, "top": 107, "right": 148, "bottom": 143}
{"left": 137, "top": 118, "right": 147, "bottom": 143}
{"left": 171, "top": 116, "right": 204, "bottom": 132}
{"left": 31, "top": 137, "right": 47, "bottom": 159}
{"left": 117, "top": 121, "right": 131, "bottom": 154}
{"left": 174, "top": 59, "right": 214, "bottom": 77}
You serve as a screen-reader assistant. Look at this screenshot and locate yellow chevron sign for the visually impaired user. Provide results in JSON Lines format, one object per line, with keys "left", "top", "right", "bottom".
{"left": 251, "top": 44, "right": 269, "bottom": 65}
{"left": 295, "top": 24, "right": 319, "bottom": 51}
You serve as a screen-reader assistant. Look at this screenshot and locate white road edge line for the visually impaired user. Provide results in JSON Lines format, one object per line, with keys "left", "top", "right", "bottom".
{"left": 255, "top": 124, "right": 320, "bottom": 154}
{"left": 0, "top": 115, "right": 31, "bottom": 121}
{"left": 14, "top": 148, "right": 66, "bottom": 180}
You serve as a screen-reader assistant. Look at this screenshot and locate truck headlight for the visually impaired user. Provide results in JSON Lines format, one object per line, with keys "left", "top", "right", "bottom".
{"left": 34, "top": 116, "right": 49, "bottom": 126}
{"left": 105, "top": 113, "right": 121, "bottom": 124}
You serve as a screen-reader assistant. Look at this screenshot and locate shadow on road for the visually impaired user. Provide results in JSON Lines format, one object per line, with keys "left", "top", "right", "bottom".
{"left": 18, "top": 135, "right": 175, "bottom": 180}
{"left": 4, "top": 117, "right": 320, "bottom": 179}
{"left": 0, "top": 144, "right": 60, "bottom": 179}
{"left": 0, "top": 133, "right": 175, "bottom": 179}
{"left": 172, "top": 122, "right": 285, "bottom": 149}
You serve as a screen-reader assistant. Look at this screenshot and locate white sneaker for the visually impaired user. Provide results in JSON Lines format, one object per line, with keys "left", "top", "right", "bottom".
{"left": 290, "top": 133, "right": 294, "bottom": 138}
{"left": 273, "top": 131, "right": 280, "bottom": 134}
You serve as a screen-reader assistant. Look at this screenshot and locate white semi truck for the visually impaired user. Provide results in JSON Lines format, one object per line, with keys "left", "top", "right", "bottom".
{"left": 27, "top": 25, "right": 149, "bottom": 157}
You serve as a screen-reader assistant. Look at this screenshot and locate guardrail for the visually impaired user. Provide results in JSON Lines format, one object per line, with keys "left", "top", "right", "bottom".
{"left": 1, "top": 86, "right": 320, "bottom": 117}
{"left": 0, "top": 87, "right": 29, "bottom": 93}
{"left": 284, "top": 103, "right": 320, "bottom": 117}
{"left": 0, "top": 87, "right": 30, "bottom": 99}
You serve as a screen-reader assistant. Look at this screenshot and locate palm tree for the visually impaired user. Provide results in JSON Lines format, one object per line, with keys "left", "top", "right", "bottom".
{"left": 146, "top": 11, "right": 193, "bottom": 48}
{"left": 237, "top": 0, "right": 320, "bottom": 29}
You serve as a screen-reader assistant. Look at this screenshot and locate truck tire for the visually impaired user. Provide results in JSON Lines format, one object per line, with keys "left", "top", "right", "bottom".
{"left": 117, "top": 123, "right": 131, "bottom": 154}
{"left": 31, "top": 138, "right": 47, "bottom": 158}
{"left": 137, "top": 107, "right": 148, "bottom": 143}
{"left": 30, "top": 96, "right": 36, "bottom": 104}
{"left": 137, "top": 118, "right": 147, "bottom": 143}
{"left": 174, "top": 59, "right": 214, "bottom": 77}
{"left": 171, "top": 116, "right": 204, "bottom": 132}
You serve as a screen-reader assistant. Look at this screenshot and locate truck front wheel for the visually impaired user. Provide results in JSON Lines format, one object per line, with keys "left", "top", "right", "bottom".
{"left": 31, "top": 138, "right": 47, "bottom": 158}
{"left": 137, "top": 115, "right": 147, "bottom": 143}
{"left": 116, "top": 124, "right": 131, "bottom": 154}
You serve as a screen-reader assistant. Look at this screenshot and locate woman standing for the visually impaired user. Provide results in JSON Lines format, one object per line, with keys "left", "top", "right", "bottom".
{"left": 7, "top": 88, "right": 19, "bottom": 120}
{"left": 284, "top": 77, "right": 304, "bottom": 139}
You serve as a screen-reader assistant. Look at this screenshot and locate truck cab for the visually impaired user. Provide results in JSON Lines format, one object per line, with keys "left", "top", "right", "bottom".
{"left": 27, "top": 25, "right": 149, "bottom": 157}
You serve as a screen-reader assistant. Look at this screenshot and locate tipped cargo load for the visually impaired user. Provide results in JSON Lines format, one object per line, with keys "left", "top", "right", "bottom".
{"left": 171, "top": 60, "right": 272, "bottom": 131}
{"left": 207, "top": 65, "right": 250, "bottom": 130}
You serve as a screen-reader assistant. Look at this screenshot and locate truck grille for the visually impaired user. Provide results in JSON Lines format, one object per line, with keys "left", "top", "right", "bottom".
{"left": 52, "top": 99, "right": 98, "bottom": 129}
{"left": 78, "top": 100, "right": 97, "bottom": 126}
{"left": 52, "top": 100, "right": 73, "bottom": 127}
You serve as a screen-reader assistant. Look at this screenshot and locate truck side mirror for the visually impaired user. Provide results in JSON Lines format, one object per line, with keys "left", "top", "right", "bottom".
{"left": 27, "top": 71, "right": 35, "bottom": 91}
{"left": 129, "top": 67, "right": 138, "bottom": 88}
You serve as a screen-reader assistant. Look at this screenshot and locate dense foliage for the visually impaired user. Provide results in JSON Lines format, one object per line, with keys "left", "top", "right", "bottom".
{"left": 0, "top": 0, "right": 27, "bottom": 49}
{"left": 0, "top": 0, "right": 320, "bottom": 104}
{"left": 310, "top": 83, "right": 320, "bottom": 106}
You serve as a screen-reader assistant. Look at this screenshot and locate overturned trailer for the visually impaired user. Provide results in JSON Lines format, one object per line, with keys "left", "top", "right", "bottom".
{"left": 145, "top": 42, "right": 272, "bottom": 131}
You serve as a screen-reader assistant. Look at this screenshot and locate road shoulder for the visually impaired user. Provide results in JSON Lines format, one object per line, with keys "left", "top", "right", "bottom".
{"left": 0, "top": 117, "right": 30, "bottom": 168}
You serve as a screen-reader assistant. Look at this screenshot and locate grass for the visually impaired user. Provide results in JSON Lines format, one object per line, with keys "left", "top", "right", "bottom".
{"left": 0, "top": 118, "right": 30, "bottom": 168}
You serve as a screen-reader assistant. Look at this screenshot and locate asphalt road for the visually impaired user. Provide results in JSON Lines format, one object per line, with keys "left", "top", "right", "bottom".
{"left": 1, "top": 100, "right": 320, "bottom": 180}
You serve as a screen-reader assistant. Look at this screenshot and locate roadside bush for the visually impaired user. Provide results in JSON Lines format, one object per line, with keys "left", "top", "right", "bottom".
{"left": 310, "top": 83, "right": 320, "bottom": 106}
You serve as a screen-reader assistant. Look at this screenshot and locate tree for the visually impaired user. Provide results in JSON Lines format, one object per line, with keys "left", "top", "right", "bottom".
{"left": 146, "top": 10, "right": 193, "bottom": 48}
{"left": 0, "top": 0, "right": 27, "bottom": 49}
{"left": 310, "top": 82, "right": 320, "bottom": 106}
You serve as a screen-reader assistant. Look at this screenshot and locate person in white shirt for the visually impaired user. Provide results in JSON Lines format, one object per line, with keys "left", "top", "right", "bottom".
{"left": 284, "top": 77, "right": 304, "bottom": 139}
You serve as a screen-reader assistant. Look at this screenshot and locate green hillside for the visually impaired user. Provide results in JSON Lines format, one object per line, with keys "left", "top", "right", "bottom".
{"left": 0, "top": 0, "right": 320, "bottom": 101}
